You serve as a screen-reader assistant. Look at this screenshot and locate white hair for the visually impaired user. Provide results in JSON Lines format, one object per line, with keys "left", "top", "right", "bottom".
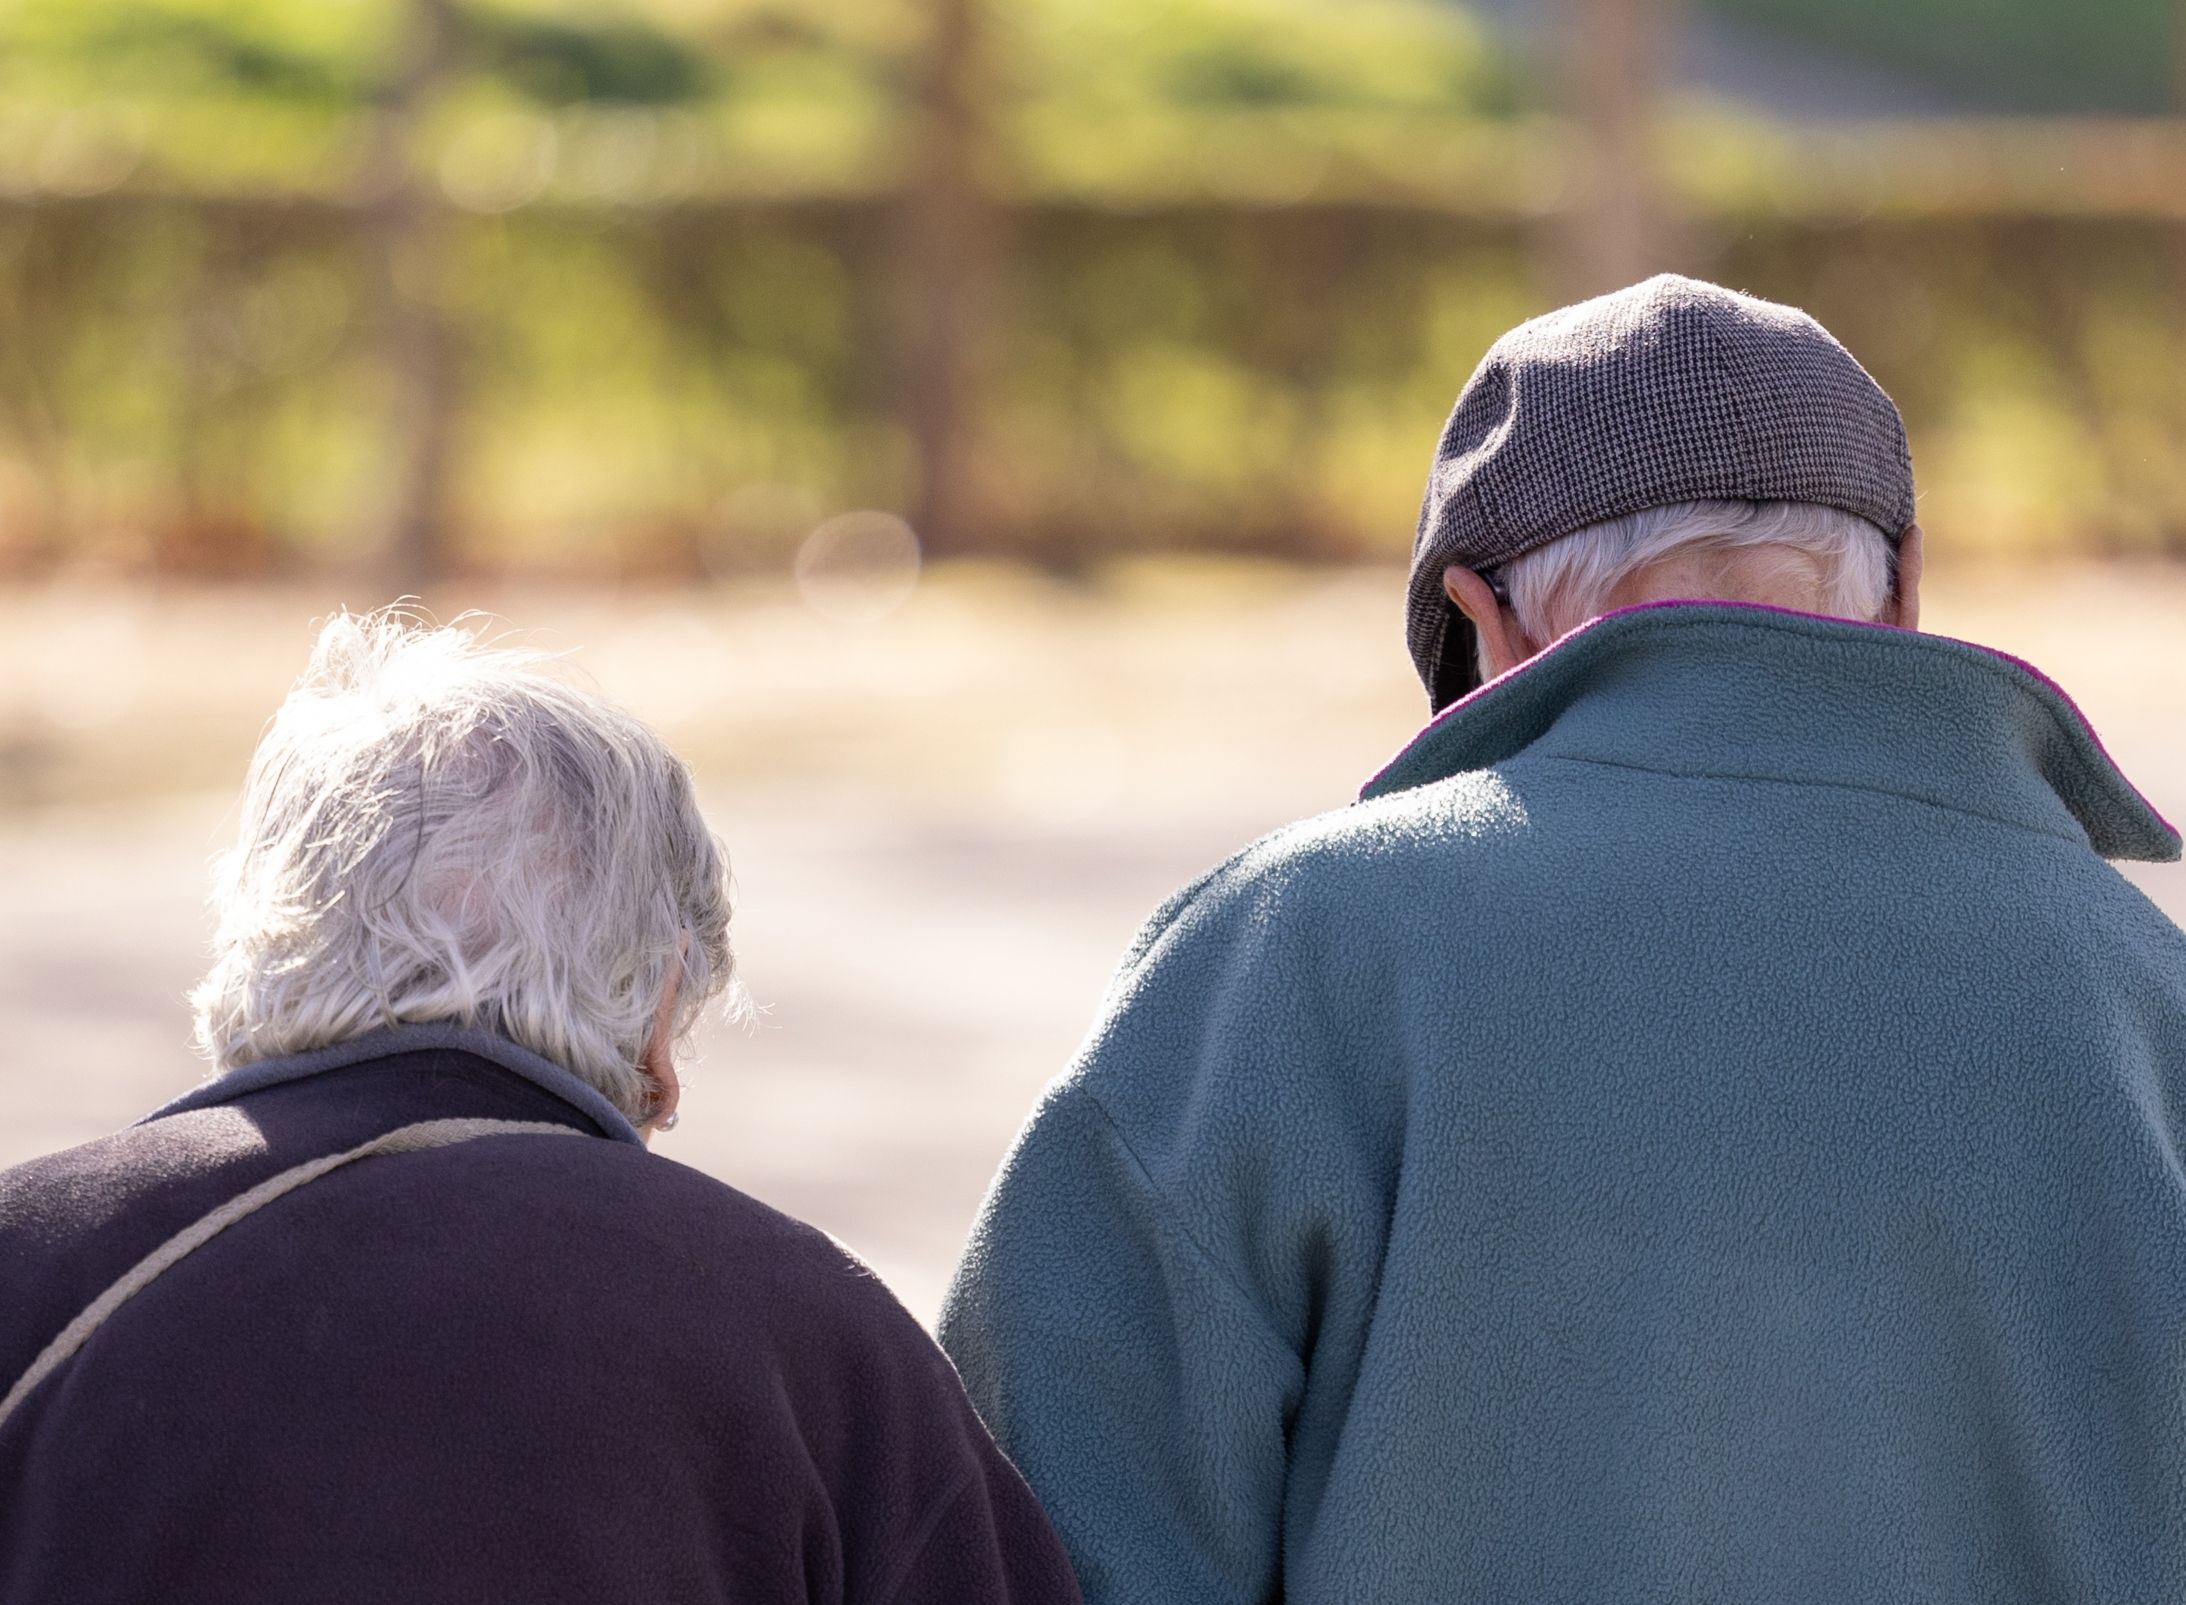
{"left": 1490, "top": 499, "right": 1895, "bottom": 674}
{"left": 190, "top": 609, "right": 740, "bottom": 1122}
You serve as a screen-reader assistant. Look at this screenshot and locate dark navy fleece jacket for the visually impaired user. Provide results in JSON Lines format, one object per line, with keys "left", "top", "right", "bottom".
{"left": 941, "top": 603, "right": 2186, "bottom": 1604}
{"left": 0, "top": 1028, "right": 1080, "bottom": 1605}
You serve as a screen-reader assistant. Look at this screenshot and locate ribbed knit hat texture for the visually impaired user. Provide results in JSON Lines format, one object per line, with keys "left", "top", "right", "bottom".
{"left": 1407, "top": 273, "right": 1915, "bottom": 709}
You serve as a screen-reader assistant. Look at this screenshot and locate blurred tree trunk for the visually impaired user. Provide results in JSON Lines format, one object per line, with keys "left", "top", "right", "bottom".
{"left": 1556, "top": 0, "right": 1681, "bottom": 298}
{"left": 359, "top": 0, "right": 459, "bottom": 594}
{"left": 0, "top": 215, "right": 72, "bottom": 571}
{"left": 899, "top": 0, "right": 1002, "bottom": 557}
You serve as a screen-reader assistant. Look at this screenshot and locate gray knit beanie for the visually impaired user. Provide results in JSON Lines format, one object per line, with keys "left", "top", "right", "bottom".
{"left": 1407, "top": 273, "right": 1915, "bottom": 709}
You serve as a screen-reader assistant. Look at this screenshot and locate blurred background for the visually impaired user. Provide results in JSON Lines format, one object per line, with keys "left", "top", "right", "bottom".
{"left": 4, "top": 0, "right": 2186, "bottom": 1320}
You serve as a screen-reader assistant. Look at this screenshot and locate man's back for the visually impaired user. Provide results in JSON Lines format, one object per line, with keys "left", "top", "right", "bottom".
{"left": 942, "top": 604, "right": 2186, "bottom": 1603}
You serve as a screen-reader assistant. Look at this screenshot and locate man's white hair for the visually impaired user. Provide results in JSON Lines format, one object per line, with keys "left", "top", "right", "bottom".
{"left": 190, "top": 610, "right": 739, "bottom": 1122}
{"left": 1491, "top": 499, "right": 1895, "bottom": 674}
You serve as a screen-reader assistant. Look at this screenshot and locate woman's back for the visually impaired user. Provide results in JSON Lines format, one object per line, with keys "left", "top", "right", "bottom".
{"left": 0, "top": 1029, "right": 1077, "bottom": 1604}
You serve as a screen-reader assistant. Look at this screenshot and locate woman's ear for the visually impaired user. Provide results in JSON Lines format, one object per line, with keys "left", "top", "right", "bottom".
{"left": 1442, "top": 565, "right": 1535, "bottom": 681}
{"left": 637, "top": 945, "right": 685, "bottom": 1141}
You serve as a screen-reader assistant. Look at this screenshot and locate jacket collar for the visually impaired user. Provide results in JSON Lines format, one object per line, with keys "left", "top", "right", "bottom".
{"left": 1361, "top": 601, "right": 2180, "bottom": 864}
{"left": 142, "top": 1023, "right": 646, "bottom": 1145}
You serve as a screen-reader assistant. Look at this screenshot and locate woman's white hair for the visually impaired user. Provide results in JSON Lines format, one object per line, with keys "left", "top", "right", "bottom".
{"left": 190, "top": 609, "right": 740, "bottom": 1122}
{"left": 1491, "top": 499, "right": 1895, "bottom": 674}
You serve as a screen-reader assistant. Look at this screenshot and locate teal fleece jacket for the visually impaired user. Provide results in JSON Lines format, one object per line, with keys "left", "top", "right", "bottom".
{"left": 940, "top": 602, "right": 2186, "bottom": 1604}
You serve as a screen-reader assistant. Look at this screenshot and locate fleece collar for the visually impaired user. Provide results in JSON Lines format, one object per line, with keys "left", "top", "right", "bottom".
{"left": 1361, "top": 601, "right": 2180, "bottom": 864}
{"left": 141, "top": 1023, "right": 646, "bottom": 1145}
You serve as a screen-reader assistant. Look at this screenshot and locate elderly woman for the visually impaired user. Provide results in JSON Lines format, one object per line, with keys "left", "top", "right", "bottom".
{"left": 0, "top": 614, "right": 1079, "bottom": 1604}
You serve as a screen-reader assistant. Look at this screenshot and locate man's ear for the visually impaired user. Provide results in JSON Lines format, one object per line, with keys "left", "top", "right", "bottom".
{"left": 1887, "top": 523, "right": 1923, "bottom": 630}
{"left": 1442, "top": 565, "right": 1535, "bottom": 681}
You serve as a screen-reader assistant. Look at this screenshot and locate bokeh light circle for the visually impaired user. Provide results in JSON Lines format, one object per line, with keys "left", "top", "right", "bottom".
{"left": 793, "top": 512, "right": 922, "bottom": 625}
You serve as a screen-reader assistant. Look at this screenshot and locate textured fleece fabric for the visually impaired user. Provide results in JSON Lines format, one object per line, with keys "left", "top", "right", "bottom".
{"left": 941, "top": 602, "right": 2186, "bottom": 1605}
{"left": 0, "top": 1028, "right": 1081, "bottom": 1605}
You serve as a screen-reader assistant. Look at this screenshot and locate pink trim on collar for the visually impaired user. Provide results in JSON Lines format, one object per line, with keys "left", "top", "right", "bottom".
{"left": 1361, "top": 599, "right": 2178, "bottom": 839}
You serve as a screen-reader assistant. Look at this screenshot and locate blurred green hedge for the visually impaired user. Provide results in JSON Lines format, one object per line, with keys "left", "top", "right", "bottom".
{"left": 4, "top": 0, "right": 2185, "bottom": 572}
{"left": 7, "top": 196, "right": 2186, "bottom": 572}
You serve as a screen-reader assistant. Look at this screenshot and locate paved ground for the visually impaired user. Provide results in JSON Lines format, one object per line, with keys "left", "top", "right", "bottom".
{"left": 4, "top": 563, "right": 2184, "bottom": 1322}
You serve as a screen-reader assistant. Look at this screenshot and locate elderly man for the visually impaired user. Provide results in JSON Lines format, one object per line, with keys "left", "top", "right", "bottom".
{"left": 941, "top": 274, "right": 2186, "bottom": 1602}
{"left": 0, "top": 613, "right": 1079, "bottom": 1604}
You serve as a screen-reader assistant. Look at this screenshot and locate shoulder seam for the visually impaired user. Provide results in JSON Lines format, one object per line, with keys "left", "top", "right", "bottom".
{"left": 867, "top": 1467, "right": 980, "bottom": 1605}
{"left": 1066, "top": 1084, "right": 1283, "bottom": 1332}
